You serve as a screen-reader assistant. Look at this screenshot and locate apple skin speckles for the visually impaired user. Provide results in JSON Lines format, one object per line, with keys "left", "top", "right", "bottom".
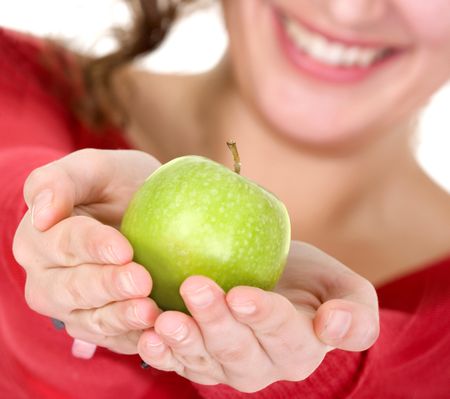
{"left": 121, "top": 156, "right": 291, "bottom": 313}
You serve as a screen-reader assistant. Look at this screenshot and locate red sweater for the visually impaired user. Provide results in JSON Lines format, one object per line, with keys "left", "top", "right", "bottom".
{"left": 1, "top": 27, "right": 449, "bottom": 399}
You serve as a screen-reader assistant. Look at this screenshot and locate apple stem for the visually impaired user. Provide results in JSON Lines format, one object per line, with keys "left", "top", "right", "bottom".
{"left": 226, "top": 141, "right": 241, "bottom": 175}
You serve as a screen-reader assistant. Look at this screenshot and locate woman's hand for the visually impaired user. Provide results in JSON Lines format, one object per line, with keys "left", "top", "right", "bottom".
{"left": 13, "top": 148, "right": 379, "bottom": 391}
{"left": 137, "top": 242, "right": 379, "bottom": 393}
{"left": 13, "top": 149, "right": 162, "bottom": 356}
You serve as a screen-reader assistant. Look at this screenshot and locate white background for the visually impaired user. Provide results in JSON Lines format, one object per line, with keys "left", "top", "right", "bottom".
{"left": 1, "top": 0, "right": 448, "bottom": 191}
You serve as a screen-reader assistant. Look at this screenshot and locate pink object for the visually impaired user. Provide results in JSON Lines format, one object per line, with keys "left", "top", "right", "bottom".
{"left": 71, "top": 339, "right": 97, "bottom": 359}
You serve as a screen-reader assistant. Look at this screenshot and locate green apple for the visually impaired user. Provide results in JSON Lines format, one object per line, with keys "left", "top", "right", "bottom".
{"left": 120, "top": 154, "right": 291, "bottom": 313}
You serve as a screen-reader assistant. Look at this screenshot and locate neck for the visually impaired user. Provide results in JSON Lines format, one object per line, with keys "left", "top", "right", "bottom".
{"left": 119, "top": 57, "right": 449, "bottom": 284}
{"left": 198, "top": 57, "right": 417, "bottom": 242}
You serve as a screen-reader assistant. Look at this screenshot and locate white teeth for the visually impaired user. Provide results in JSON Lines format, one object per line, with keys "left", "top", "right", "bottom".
{"left": 310, "top": 37, "right": 328, "bottom": 62}
{"left": 359, "top": 49, "right": 379, "bottom": 66}
{"left": 284, "top": 17, "right": 386, "bottom": 68}
{"left": 342, "top": 47, "right": 360, "bottom": 66}
{"left": 325, "top": 44, "right": 345, "bottom": 66}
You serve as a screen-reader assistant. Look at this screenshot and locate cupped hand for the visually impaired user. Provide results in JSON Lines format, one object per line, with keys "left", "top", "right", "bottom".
{"left": 13, "top": 149, "right": 162, "bottom": 356}
{"left": 138, "top": 242, "right": 379, "bottom": 393}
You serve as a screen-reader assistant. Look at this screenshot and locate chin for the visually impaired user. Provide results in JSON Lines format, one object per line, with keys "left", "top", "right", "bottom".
{"left": 273, "top": 123, "right": 367, "bottom": 152}
{"left": 257, "top": 96, "right": 377, "bottom": 152}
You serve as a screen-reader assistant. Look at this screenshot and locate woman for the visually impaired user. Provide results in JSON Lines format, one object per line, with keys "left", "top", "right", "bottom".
{"left": 3, "top": 0, "right": 450, "bottom": 397}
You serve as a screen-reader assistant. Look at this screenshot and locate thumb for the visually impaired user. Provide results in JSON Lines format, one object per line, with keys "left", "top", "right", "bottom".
{"left": 24, "top": 149, "right": 160, "bottom": 231}
{"left": 314, "top": 298, "right": 380, "bottom": 352}
{"left": 24, "top": 149, "right": 106, "bottom": 231}
{"left": 287, "top": 242, "right": 380, "bottom": 352}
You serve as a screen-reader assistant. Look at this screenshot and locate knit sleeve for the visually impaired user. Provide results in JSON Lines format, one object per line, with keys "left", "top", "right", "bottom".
{"left": 0, "top": 27, "right": 74, "bottom": 286}
{"left": 192, "top": 346, "right": 363, "bottom": 399}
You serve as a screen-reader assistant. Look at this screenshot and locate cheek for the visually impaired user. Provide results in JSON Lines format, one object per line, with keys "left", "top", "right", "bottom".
{"left": 395, "top": 0, "right": 450, "bottom": 44}
{"left": 397, "top": 1, "right": 450, "bottom": 91}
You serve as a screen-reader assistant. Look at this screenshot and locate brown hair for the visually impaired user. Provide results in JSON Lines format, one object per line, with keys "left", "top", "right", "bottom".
{"left": 43, "top": 0, "right": 197, "bottom": 130}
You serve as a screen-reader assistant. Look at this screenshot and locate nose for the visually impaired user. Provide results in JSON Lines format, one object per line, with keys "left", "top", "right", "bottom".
{"left": 320, "top": 0, "right": 387, "bottom": 27}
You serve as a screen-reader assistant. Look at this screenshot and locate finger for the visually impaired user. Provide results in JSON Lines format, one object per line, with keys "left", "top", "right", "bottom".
{"left": 66, "top": 327, "right": 142, "bottom": 355}
{"left": 179, "top": 276, "right": 272, "bottom": 382}
{"left": 227, "top": 286, "right": 326, "bottom": 381}
{"left": 17, "top": 213, "right": 133, "bottom": 268}
{"left": 154, "top": 311, "right": 223, "bottom": 380}
{"left": 138, "top": 330, "right": 185, "bottom": 373}
{"left": 28, "top": 262, "right": 151, "bottom": 316}
{"left": 69, "top": 297, "right": 161, "bottom": 337}
{"left": 314, "top": 298, "right": 380, "bottom": 351}
{"left": 24, "top": 149, "right": 160, "bottom": 231}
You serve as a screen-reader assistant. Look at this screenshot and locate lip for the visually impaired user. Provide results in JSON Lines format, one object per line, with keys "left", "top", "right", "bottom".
{"left": 283, "top": 12, "right": 388, "bottom": 49}
{"left": 272, "top": 8, "right": 404, "bottom": 84}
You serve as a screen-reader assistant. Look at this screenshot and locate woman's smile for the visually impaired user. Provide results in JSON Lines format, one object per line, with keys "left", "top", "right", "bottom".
{"left": 221, "top": 0, "right": 450, "bottom": 147}
{"left": 273, "top": 7, "right": 403, "bottom": 83}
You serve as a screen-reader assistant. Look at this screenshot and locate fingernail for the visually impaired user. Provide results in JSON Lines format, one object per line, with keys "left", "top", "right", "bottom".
{"left": 184, "top": 285, "right": 214, "bottom": 308}
{"left": 163, "top": 323, "right": 188, "bottom": 342}
{"left": 229, "top": 300, "right": 256, "bottom": 315}
{"left": 31, "top": 189, "right": 53, "bottom": 227}
{"left": 145, "top": 335, "right": 165, "bottom": 353}
{"left": 322, "top": 310, "right": 352, "bottom": 341}
{"left": 119, "top": 271, "right": 140, "bottom": 296}
{"left": 71, "top": 339, "right": 97, "bottom": 359}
